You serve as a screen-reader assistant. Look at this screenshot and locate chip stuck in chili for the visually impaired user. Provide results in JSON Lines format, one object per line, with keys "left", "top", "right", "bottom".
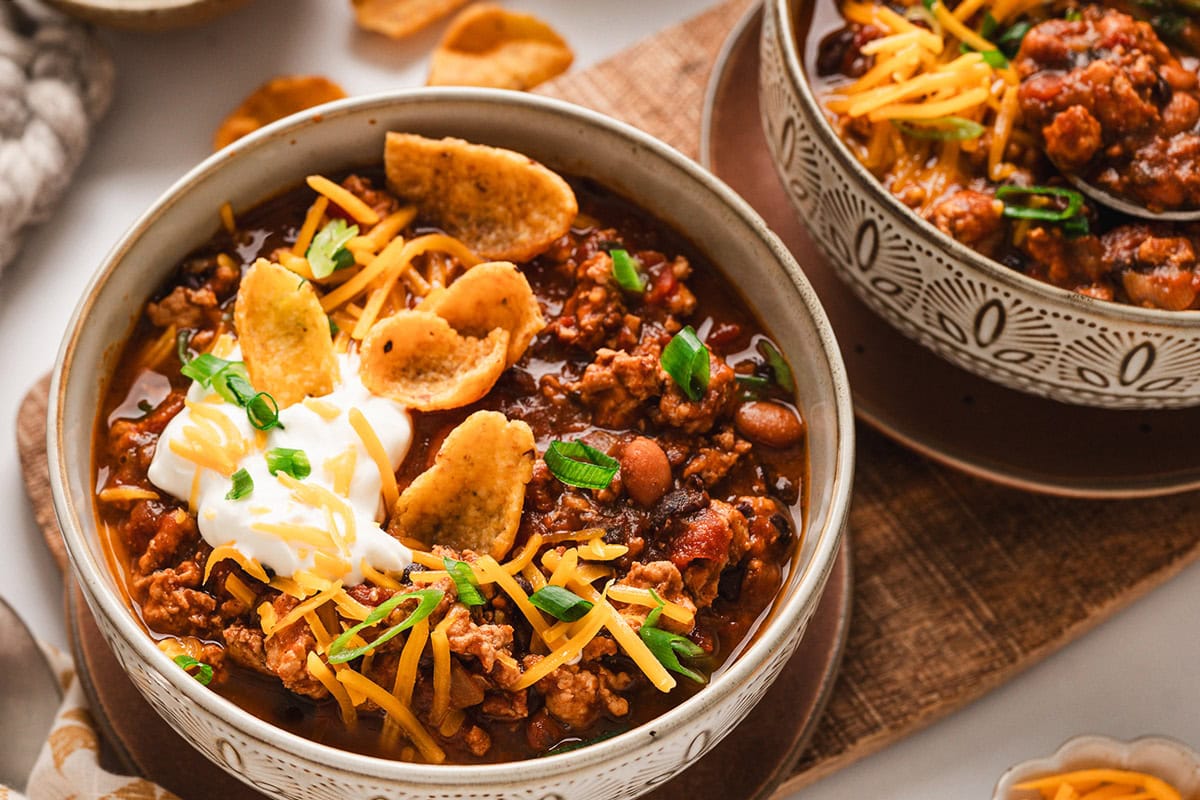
{"left": 390, "top": 410, "right": 536, "bottom": 559}
{"left": 384, "top": 132, "right": 577, "bottom": 262}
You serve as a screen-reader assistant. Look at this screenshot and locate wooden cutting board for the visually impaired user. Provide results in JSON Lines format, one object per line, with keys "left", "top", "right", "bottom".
{"left": 18, "top": 0, "right": 1200, "bottom": 795}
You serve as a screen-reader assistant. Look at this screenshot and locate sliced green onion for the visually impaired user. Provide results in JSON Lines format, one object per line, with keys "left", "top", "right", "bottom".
{"left": 980, "top": 11, "right": 998, "bottom": 38}
{"left": 529, "top": 585, "right": 594, "bottom": 622}
{"left": 661, "top": 326, "right": 710, "bottom": 401}
{"left": 542, "top": 729, "right": 626, "bottom": 756}
{"left": 996, "top": 20, "right": 1032, "bottom": 55}
{"left": 895, "top": 116, "right": 985, "bottom": 142}
{"left": 180, "top": 353, "right": 283, "bottom": 431}
{"left": 332, "top": 246, "right": 356, "bottom": 272}
{"left": 1152, "top": 13, "right": 1185, "bottom": 40}
{"left": 639, "top": 590, "right": 705, "bottom": 684}
{"left": 444, "top": 558, "right": 485, "bottom": 607}
{"left": 180, "top": 353, "right": 230, "bottom": 386}
{"left": 265, "top": 447, "right": 311, "bottom": 480}
{"left": 735, "top": 374, "right": 771, "bottom": 389}
{"left": 173, "top": 654, "right": 214, "bottom": 686}
{"left": 1062, "top": 214, "right": 1091, "bottom": 238}
{"left": 980, "top": 49, "right": 1008, "bottom": 68}
{"left": 996, "top": 185, "right": 1085, "bottom": 222}
{"left": 176, "top": 329, "right": 194, "bottom": 365}
{"left": 609, "top": 249, "right": 646, "bottom": 293}
{"left": 182, "top": 354, "right": 254, "bottom": 406}
{"left": 1064, "top": 8, "right": 1081, "bottom": 22}
{"left": 215, "top": 366, "right": 255, "bottom": 407}
{"left": 757, "top": 339, "right": 796, "bottom": 393}
{"left": 225, "top": 468, "right": 254, "bottom": 501}
{"left": 246, "top": 391, "right": 281, "bottom": 431}
{"left": 327, "top": 589, "right": 444, "bottom": 664}
{"left": 328, "top": 316, "right": 340, "bottom": 338}
{"left": 545, "top": 440, "right": 621, "bottom": 490}
{"left": 307, "top": 218, "right": 359, "bottom": 279}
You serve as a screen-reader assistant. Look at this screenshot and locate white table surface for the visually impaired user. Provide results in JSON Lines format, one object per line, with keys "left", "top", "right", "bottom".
{"left": 2, "top": 1, "right": 1199, "bottom": 797}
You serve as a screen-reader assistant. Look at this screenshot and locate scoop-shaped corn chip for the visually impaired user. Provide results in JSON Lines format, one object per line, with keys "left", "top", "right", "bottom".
{"left": 214, "top": 76, "right": 346, "bottom": 151}
{"left": 359, "top": 310, "right": 509, "bottom": 410}
{"left": 351, "top": 0, "right": 470, "bottom": 38}
{"left": 390, "top": 410, "right": 535, "bottom": 559}
{"left": 428, "top": 4, "right": 574, "bottom": 91}
{"left": 384, "top": 132, "right": 577, "bottom": 262}
{"left": 234, "top": 259, "right": 339, "bottom": 408}
{"left": 418, "top": 261, "right": 544, "bottom": 368}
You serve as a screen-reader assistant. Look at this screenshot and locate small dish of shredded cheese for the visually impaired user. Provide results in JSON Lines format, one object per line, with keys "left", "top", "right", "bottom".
{"left": 994, "top": 737, "right": 1200, "bottom": 800}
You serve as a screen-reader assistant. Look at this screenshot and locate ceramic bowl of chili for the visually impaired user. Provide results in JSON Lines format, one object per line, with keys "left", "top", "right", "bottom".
{"left": 48, "top": 88, "right": 854, "bottom": 799}
{"left": 44, "top": 0, "right": 252, "bottom": 31}
{"left": 761, "top": 0, "right": 1200, "bottom": 410}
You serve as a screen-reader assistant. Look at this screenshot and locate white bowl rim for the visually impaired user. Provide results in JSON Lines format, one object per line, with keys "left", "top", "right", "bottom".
{"left": 48, "top": 86, "right": 855, "bottom": 784}
{"left": 51, "top": 0, "right": 226, "bottom": 11}
{"left": 771, "top": 0, "right": 1200, "bottom": 326}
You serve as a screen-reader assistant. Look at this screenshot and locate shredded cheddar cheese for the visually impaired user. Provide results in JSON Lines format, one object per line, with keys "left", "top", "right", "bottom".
{"left": 292, "top": 195, "right": 331, "bottom": 256}
{"left": 556, "top": 571, "right": 676, "bottom": 693}
{"left": 578, "top": 538, "right": 629, "bottom": 561}
{"left": 347, "top": 407, "right": 399, "bottom": 513}
{"left": 503, "top": 533, "right": 543, "bottom": 574}
{"left": 251, "top": 521, "right": 336, "bottom": 550}
{"left": 306, "top": 652, "right": 357, "bottom": 728}
{"left": 430, "top": 614, "right": 454, "bottom": 724}
{"left": 306, "top": 175, "right": 380, "bottom": 226}
{"left": 224, "top": 573, "right": 257, "bottom": 608}
{"left": 219, "top": 202, "right": 237, "bottom": 235}
{"left": 264, "top": 584, "right": 341, "bottom": 638}
{"left": 547, "top": 548, "right": 579, "bottom": 587}
{"left": 394, "top": 616, "right": 429, "bottom": 707}
{"left": 608, "top": 584, "right": 695, "bottom": 625}
{"left": 362, "top": 559, "right": 402, "bottom": 590}
{"left": 353, "top": 206, "right": 416, "bottom": 252}
{"left": 277, "top": 250, "right": 318, "bottom": 281}
{"left": 303, "top": 397, "right": 341, "bottom": 421}
{"left": 349, "top": 234, "right": 482, "bottom": 338}
{"left": 332, "top": 590, "right": 372, "bottom": 621}
{"left": 204, "top": 544, "right": 269, "bottom": 584}
{"left": 824, "top": 0, "right": 1050, "bottom": 207}
{"left": 336, "top": 670, "right": 445, "bottom": 763}
{"left": 1015, "top": 769, "right": 1182, "bottom": 800}
{"left": 512, "top": 600, "right": 609, "bottom": 690}
{"left": 269, "top": 575, "right": 307, "bottom": 599}
{"left": 98, "top": 486, "right": 159, "bottom": 504}
{"left": 539, "top": 528, "right": 608, "bottom": 545}
{"left": 475, "top": 556, "right": 551, "bottom": 642}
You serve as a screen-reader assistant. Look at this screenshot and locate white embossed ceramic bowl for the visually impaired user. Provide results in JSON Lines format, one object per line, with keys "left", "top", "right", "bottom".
{"left": 761, "top": 0, "right": 1200, "bottom": 410}
{"left": 45, "top": 0, "right": 252, "bottom": 31}
{"left": 993, "top": 735, "right": 1200, "bottom": 799}
{"left": 48, "top": 89, "right": 854, "bottom": 799}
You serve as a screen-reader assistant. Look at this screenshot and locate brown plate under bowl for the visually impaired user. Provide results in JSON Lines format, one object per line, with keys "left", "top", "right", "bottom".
{"left": 703, "top": 6, "right": 1200, "bottom": 499}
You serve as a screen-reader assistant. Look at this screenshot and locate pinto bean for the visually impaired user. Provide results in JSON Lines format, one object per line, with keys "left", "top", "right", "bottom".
{"left": 619, "top": 437, "right": 672, "bottom": 507}
{"left": 734, "top": 401, "right": 805, "bottom": 448}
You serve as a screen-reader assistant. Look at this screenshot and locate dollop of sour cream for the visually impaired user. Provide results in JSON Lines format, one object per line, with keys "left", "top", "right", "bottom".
{"left": 148, "top": 348, "right": 413, "bottom": 586}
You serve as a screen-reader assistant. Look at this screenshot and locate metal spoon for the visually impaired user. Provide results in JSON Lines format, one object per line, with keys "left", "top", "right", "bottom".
{"left": 1062, "top": 172, "right": 1200, "bottom": 222}
{"left": 0, "top": 597, "right": 63, "bottom": 792}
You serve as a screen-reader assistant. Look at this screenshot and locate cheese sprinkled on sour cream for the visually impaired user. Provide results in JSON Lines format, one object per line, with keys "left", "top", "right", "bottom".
{"left": 148, "top": 349, "right": 413, "bottom": 586}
